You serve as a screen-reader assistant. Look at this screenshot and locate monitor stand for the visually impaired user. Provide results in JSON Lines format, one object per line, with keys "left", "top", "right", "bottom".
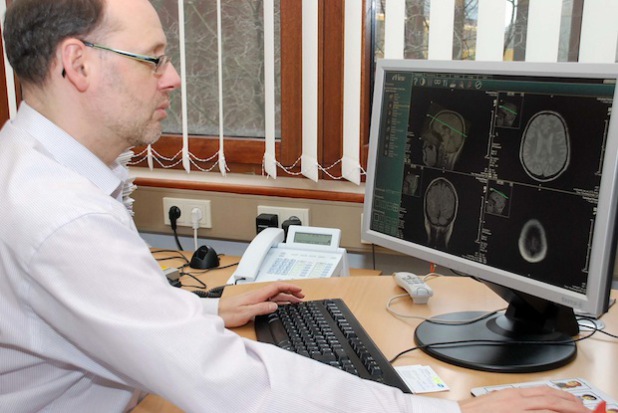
{"left": 414, "top": 283, "right": 578, "bottom": 373}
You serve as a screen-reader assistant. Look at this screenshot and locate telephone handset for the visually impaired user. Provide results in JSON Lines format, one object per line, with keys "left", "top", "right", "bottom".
{"left": 232, "top": 227, "right": 285, "bottom": 283}
{"left": 229, "top": 226, "right": 349, "bottom": 284}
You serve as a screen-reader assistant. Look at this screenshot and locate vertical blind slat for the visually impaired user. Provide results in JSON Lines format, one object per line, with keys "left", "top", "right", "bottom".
{"left": 263, "top": 0, "right": 277, "bottom": 179}
{"left": 428, "top": 0, "right": 455, "bottom": 60}
{"left": 216, "top": 0, "right": 227, "bottom": 175}
{"left": 384, "top": 0, "right": 406, "bottom": 59}
{"left": 525, "top": 0, "right": 562, "bottom": 62}
{"left": 301, "top": 0, "right": 319, "bottom": 182}
{"left": 178, "top": 0, "right": 190, "bottom": 172}
{"left": 342, "top": 0, "right": 363, "bottom": 185}
{"left": 476, "top": 0, "right": 506, "bottom": 61}
{"left": 579, "top": 0, "right": 618, "bottom": 63}
{"left": 147, "top": 145, "right": 153, "bottom": 170}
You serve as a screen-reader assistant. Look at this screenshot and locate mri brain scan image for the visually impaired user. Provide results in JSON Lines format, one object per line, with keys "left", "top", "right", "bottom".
{"left": 518, "top": 219, "right": 548, "bottom": 263}
{"left": 520, "top": 111, "right": 570, "bottom": 182}
{"left": 421, "top": 110, "right": 467, "bottom": 170}
{"left": 424, "top": 177, "right": 458, "bottom": 249}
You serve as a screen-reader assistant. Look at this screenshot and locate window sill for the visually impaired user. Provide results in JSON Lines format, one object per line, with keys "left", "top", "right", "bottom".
{"left": 130, "top": 167, "right": 365, "bottom": 203}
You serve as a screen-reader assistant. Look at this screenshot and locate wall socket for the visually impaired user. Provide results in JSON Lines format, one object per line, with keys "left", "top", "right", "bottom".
{"left": 257, "top": 206, "right": 309, "bottom": 228}
{"left": 163, "top": 197, "right": 212, "bottom": 228}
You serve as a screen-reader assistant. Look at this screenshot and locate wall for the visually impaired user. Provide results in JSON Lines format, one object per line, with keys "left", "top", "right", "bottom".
{"left": 133, "top": 185, "right": 618, "bottom": 289}
{"left": 132, "top": 185, "right": 433, "bottom": 276}
{"left": 132, "top": 186, "right": 369, "bottom": 251}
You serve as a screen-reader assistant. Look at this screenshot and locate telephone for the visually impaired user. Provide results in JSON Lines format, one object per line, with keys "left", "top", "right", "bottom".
{"left": 229, "top": 226, "right": 349, "bottom": 284}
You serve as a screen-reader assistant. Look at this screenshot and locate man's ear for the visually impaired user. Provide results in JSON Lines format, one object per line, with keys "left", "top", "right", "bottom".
{"left": 59, "top": 39, "right": 90, "bottom": 92}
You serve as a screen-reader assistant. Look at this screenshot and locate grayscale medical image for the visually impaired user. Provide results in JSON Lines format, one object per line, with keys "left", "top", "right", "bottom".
{"left": 421, "top": 110, "right": 468, "bottom": 170}
{"left": 424, "top": 177, "right": 458, "bottom": 249}
{"left": 520, "top": 111, "right": 570, "bottom": 182}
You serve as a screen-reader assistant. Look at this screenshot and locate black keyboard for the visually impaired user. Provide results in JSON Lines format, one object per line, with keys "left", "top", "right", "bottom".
{"left": 254, "top": 298, "right": 411, "bottom": 393}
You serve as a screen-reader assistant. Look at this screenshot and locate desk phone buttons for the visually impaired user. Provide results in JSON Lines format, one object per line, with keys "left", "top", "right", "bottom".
{"left": 394, "top": 272, "right": 433, "bottom": 304}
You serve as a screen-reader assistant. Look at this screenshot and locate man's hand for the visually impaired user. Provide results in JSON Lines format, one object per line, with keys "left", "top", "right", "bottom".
{"left": 218, "top": 282, "right": 304, "bottom": 327}
{"left": 459, "top": 386, "right": 589, "bottom": 413}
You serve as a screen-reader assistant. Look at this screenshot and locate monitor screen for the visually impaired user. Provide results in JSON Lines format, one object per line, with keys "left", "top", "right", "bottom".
{"left": 362, "top": 59, "right": 618, "bottom": 372}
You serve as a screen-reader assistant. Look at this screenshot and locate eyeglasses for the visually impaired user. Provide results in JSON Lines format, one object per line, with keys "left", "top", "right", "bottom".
{"left": 80, "top": 40, "right": 171, "bottom": 75}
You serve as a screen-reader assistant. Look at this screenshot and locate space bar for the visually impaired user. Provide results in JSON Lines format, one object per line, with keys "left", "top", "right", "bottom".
{"left": 266, "top": 315, "right": 292, "bottom": 349}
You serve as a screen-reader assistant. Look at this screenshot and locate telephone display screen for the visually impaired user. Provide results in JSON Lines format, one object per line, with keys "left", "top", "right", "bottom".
{"left": 293, "top": 232, "right": 333, "bottom": 246}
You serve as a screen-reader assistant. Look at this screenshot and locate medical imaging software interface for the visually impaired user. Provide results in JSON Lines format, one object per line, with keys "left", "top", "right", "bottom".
{"left": 371, "top": 70, "right": 615, "bottom": 295}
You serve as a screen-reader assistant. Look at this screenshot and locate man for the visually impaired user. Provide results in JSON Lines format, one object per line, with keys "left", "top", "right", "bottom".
{"left": 0, "top": 1, "right": 590, "bottom": 412}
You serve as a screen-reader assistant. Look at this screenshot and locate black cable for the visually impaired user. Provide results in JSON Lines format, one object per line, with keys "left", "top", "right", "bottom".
{"left": 151, "top": 249, "right": 191, "bottom": 264}
{"left": 388, "top": 328, "right": 600, "bottom": 364}
{"left": 168, "top": 206, "right": 184, "bottom": 251}
{"left": 577, "top": 315, "right": 618, "bottom": 339}
{"left": 179, "top": 272, "right": 207, "bottom": 289}
{"left": 371, "top": 243, "right": 376, "bottom": 271}
{"left": 192, "top": 285, "right": 228, "bottom": 298}
{"left": 178, "top": 261, "right": 239, "bottom": 289}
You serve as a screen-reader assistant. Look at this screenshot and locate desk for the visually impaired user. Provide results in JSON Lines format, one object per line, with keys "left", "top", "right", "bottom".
{"left": 135, "top": 253, "right": 618, "bottom": 412}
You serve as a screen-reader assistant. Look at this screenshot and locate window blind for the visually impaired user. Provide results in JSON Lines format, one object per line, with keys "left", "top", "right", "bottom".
{"left": 579, "top": 0, "right": 618, "bottom": 63}
{"left": 263, "top": 0, "right": 278, "bottom": 179}
{"left": 475, "top": 0, "right": 506, "bottom": 61}
{"left": 342, "top": 0, "right": 364, "bottom": 185}
{"left": 301, "top": 0, "right": 319, "bottom": 182}
{"left": 428, "top": 0, "right": 455, "bottom": 60}
{"left": 525, "top": 0, "right": 562, "bottom": 62}
{"left": 141, "top": 0, "right": 618, "bottom": 183}
{"left": 382, "top": 0, "right": 618, "bottom": 63}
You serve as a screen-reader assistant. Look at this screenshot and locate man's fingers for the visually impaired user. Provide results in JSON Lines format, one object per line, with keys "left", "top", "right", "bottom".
{"left": 254, "top": 282, "right": 304, "bottom": 302}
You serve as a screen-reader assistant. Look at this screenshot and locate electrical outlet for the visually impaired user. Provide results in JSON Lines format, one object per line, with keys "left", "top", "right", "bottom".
{"left": 257, "top": 206, "right": 309, "bottom": 228}
{"left": 163, "top": 197, "right": 212, "bottom": 228}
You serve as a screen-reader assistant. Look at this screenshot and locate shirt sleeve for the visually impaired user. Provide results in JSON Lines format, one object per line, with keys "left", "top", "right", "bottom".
{"left": 27, "top": 213, "right": 461, "bottom": 413}
{"left": 200, "top": 297, "right": 220, "bottom": 314}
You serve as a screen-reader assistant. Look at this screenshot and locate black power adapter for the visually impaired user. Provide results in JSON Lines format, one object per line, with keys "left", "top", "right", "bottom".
{"left": 256, "top": 213, "right": 278, "bottom": 234}
{"left": 282, "top": 216, "right": 302, "bottom": 238}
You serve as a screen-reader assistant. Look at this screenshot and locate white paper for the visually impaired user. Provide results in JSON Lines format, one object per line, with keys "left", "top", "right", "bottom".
{"left": 395, "top": 365, "right": 450, "bottom": 394}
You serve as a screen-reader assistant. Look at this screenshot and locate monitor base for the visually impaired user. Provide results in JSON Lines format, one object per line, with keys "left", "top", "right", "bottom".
{"left": 414, "top": 311, "right": 576, "bottom": 373}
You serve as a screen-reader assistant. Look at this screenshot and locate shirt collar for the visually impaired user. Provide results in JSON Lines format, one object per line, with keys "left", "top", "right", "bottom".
{"left": 13, "top": 102, "right": 125, "bottom": 198}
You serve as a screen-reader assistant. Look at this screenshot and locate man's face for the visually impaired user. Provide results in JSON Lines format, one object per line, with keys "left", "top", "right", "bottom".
{"left": 90, "top": 0, "right": 180, "bottom": 149}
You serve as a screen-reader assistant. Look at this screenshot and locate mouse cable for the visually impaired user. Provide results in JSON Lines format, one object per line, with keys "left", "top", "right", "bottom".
{"left": 576, "top": 315, "right": 618, "bottom": 339}
{"left": 177, "top": 262, "right": 239, "bottom": 289}
{"left": 177, "top": 271, "right": 207, "bottom": 289}
{"left": 152, "top": 249, "right": 191, "bottom": 265}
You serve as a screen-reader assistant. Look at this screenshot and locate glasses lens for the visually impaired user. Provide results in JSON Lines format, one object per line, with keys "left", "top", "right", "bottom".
{"left": 155, "top": 56, "right": 171, "bottom": 75}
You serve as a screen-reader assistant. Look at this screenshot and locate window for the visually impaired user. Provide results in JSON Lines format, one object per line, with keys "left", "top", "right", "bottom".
{"left": 132, "top": 0, "right": 615, "bottom": 191}
{"left": 373, "top": 0, "right": 586, "bottom": 64}
{"left": 154, "top": 0, "right": 281, "bottom": 139}
{"left": 131, "top": 0, "right": 369, "bottom": 180}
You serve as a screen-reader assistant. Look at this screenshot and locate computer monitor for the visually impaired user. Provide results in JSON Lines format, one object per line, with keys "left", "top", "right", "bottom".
{"left": 362, "top": 59, "right": 618, "bottom": 373}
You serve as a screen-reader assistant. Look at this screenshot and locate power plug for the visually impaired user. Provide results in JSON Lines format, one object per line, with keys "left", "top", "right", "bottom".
{"left": 168, "top": 206, "right": 181, "bottom": 230}
{"left": 191, "top": 207, "right": 203, "bottom": 230}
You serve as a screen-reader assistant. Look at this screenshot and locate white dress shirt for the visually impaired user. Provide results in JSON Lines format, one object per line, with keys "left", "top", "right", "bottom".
{"left": 0, "top": 103, "right": 461, "bottom": 413}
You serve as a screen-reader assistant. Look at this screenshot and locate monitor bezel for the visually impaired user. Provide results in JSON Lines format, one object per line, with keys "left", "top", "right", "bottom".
{"left": 362, "top": 59, "right": 618, "bottom": 318}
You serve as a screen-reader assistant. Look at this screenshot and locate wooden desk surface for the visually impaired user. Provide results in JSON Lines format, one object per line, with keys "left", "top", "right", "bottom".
{"left": 136, "top": 252, "right": 618, "bottom": 412}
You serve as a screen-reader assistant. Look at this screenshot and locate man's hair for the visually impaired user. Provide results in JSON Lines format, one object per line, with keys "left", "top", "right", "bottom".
{"left": 3, "top": 0, "right": 106, "bottom": 86}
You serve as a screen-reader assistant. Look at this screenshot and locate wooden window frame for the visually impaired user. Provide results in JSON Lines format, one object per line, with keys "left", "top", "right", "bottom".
{"left": 132, "top": 0, "right": 372, "bottom": 201}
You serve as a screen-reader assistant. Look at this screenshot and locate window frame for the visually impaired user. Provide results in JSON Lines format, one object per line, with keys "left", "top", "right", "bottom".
{"left": 131, "top": 0, "right": 373, "bottom": 190}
